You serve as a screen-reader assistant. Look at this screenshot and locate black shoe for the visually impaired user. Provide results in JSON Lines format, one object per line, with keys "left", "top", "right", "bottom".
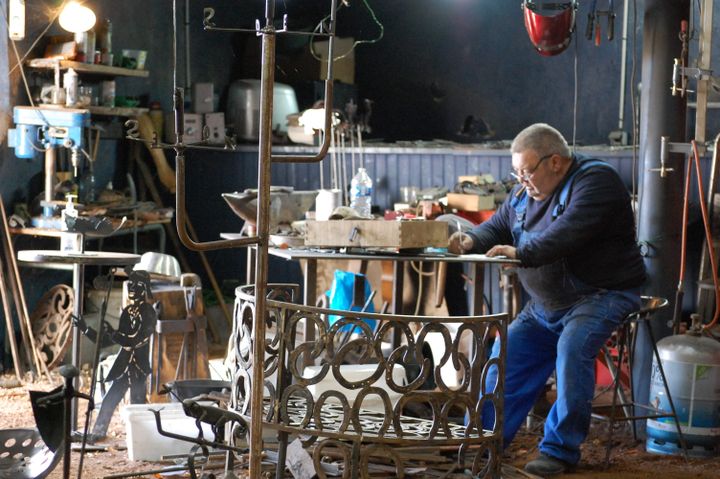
{"left": 524, "top": 454, "right": 573, "bottom": 477}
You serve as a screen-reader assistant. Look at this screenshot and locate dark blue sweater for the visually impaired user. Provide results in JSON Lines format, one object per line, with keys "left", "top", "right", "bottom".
{"left": 467, "top": 157, "right": 647, "bottom": 291}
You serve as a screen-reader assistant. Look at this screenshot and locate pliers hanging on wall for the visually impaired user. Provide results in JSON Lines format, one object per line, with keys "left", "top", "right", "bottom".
{"left": 586, "top": 0, "right": 615, "bottom": 45}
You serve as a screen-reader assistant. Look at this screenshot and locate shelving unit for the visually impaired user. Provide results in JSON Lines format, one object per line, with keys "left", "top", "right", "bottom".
{"left": 87, "top": 105, "right": 148, "bottom": 117}
{"left": 28, "top": 58, "right": 150, "bottom": 117}
{"left": 27, "top": 58, "right": 149, "bottom": 78}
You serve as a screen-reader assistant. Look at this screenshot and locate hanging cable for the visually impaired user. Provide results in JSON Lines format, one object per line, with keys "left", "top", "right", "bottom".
{"left": 310, "top": 0, "right": 384, "bottom": 62}
{"left": 6, "top": 0, "right": 70, "bottom": 75}
{"left": 690, "top": 141, "right": 720, "bottom": 330}
{"left": 672, "top": 156, "right": 693, "bottom": 334}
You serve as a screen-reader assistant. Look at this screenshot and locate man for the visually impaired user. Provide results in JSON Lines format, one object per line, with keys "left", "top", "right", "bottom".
{"left": 448, "top": 123, "right": 646, "bottom": 476}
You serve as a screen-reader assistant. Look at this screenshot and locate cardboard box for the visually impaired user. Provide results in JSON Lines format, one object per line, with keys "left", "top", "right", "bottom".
{"left": 305, "top": 220, "right": 448, "bottom": 249}
{"left": 446, "top": 193, "right": 495, "bottom": 212}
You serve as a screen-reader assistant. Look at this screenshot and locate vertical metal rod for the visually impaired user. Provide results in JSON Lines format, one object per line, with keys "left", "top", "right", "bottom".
{"left": 249, "top": 1, "right": 276, "bottom": 475}
{"left": 71, "top": 262, "right": 84, "bottom": 431}
{"left": 184, "top": 0, "right": 191, "bottom": 91}
{"left": 694, "top": 0, "right": 713, "bottom": 143}
{"left": 617, "top": 0, "right": 630, "bottom": 131}
{"left": 44, "top": 148, "right": 56, "bottom": 218}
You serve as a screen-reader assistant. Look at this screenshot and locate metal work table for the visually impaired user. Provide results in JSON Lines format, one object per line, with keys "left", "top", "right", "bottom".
{"left": 17, "top": 249, "right": 141, "bottom": 429}
{"left": 265, "top": 247, "right": 520, "bottom": 315}
{"left": 256, "top": 246, "right": 520, "bottom": 352}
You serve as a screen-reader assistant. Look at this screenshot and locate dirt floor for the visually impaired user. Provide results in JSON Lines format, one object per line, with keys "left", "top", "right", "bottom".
{"left": 0, "top": 372, "right": 718, "bottom": 479}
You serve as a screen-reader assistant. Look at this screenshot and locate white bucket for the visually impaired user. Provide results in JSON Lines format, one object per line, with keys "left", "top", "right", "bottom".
{"left": 120, "top": 402, "right": 215, "bottom": 461}
{"left": 303, "top": 364, "right": 407, "bottom": 413}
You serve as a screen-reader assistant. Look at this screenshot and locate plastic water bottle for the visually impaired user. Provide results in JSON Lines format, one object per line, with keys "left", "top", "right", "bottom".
{"left": 350, "top": 167, "right": 373, "bottom": 217}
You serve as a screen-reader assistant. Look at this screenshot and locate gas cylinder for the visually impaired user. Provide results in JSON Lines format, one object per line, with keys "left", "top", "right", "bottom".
{"left": 646, "top": 316, "right": 720, "bottom": 457}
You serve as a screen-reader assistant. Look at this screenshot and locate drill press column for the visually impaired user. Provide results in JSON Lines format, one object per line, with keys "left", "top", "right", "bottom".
{"left": 8, "top": 106, "right": 90, "bottom": 228}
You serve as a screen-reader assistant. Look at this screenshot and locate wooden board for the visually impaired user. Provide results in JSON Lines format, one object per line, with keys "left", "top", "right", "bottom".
{"left": 305, "top": 220, "right": 448, "bottom": 249}
{"left": 446, "top": 192, "right": 495, "bottom": 212}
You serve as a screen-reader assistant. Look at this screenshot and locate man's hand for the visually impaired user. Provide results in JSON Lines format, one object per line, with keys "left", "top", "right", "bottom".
{"left": 448, "top": 232, "right": 474, "bottom": 254}
{"left": 486, "top": 245, "right": 517, "bottom": 259}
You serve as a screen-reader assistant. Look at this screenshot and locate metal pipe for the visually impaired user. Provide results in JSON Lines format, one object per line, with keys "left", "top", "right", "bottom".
{"left": 175, "top": 150, "right": 260, "bottom": 251}
{"left": 248, "top": 1, "right": 277, "bottom": 474}
{"left": 173, "top": 87, "right": 261, "bottom": 251}
{"left": 617, "top": 0, "right": 629, "bottom": 130}
{"left": 635, "top": 0, "right": 689, "bottom": 434}
{"left": 43, "top": 147, "right": 56, "bottom": 218}
{"left": 694, "top": 0, "right": 713, "bottom": 143}
{"left": 272, "top": 0, "right": 337, "bottom": 164}
{"left": 185, "top": 0, "right": 191, "bottom": 91}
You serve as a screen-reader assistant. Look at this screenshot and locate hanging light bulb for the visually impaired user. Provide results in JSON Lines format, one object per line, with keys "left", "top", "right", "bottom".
{"left": 58, "top": 1, "right": 96, "bottom": 33}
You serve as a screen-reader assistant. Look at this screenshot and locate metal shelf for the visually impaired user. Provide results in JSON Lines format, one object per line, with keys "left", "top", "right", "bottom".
{"left": 27, "top": 59, "right": 149, "bottom": 78}
{"left": 88, "top": 105, "right": 148, "bottom": 117}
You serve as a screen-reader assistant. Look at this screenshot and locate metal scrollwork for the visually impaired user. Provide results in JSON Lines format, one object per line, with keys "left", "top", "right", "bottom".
{"left": 232, "top": 284, "right": 508, "bottom": 478}
{"left": 30, "top": 285, "right": 74, "bottom": 370}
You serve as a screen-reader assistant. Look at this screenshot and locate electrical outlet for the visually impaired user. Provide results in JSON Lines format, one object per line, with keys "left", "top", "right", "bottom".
{"left": 9, "top": 0, "right": 25, "bottom": 41}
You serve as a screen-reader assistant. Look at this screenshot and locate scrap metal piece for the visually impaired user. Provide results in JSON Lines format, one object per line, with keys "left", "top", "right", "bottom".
{"left": 77, "top": 269, "right": 157, "bottom": 439}
{"left": 30, "top": 285, "right": 74, "bottom": 370}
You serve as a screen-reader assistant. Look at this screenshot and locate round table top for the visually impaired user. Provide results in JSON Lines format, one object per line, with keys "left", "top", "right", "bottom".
{"left": 18, "top": 250, "right": 141, "bottom": 266}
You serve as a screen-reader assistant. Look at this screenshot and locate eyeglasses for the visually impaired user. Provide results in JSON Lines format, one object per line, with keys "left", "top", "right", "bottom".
{"left": 510, "top": 153, "right": 553, "bottom": 183}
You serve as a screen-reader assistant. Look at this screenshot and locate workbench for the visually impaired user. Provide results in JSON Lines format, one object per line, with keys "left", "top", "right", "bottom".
{"left": 255, "top": 247, "right": 521, "bottom": 351}
{"left": 10, "top": 218, "right": 170, "bottom": 254}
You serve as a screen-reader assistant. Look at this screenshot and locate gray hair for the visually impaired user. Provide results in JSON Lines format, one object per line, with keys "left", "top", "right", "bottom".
{"left": 510, "top": 123, "right": 571, "bottom": 158}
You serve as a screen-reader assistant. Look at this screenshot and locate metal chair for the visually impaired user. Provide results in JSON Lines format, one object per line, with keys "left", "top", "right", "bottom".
{"left": 593, "top": 296, "right": 688, "bottom": 465}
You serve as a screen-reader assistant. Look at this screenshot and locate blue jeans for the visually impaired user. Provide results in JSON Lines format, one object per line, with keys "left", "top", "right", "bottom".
{"left": 482, "top": 289, "right": 641, "bottom": 464}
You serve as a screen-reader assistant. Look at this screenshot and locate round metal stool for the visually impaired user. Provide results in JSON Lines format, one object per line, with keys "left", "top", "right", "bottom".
{"left": 0, "top": 428, "right": 61, "bottom": 479}
{"left": 593, "top": 296, "right": 688, "bottom": 465}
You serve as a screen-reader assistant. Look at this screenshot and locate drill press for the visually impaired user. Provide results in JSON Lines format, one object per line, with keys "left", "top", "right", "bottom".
{"left": 9, "top": 106, "right": 90, "bottom": 228}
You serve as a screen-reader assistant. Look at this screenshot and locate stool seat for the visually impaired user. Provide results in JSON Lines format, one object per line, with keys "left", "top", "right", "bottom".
{"left": 592, "top": 296, "right": 688, "bottom": 466}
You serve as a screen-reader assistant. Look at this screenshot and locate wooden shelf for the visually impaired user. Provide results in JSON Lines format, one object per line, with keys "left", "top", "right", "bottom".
{"left": 88, "top": 105, "right": 149, "bottom": 117}
{"left": 27, "top": 59, "right": 149, "bottom": 78}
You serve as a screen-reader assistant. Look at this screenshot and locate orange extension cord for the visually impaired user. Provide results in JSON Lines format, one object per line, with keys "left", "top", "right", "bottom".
{"left": 690, "top": 140, "right": 720, "bottom": 330}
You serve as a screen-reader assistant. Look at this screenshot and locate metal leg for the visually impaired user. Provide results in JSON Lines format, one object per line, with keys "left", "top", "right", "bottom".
{"left": 71, "top": 263, "right": 84, "bottom": 432}
{"left": 468, "top": 263, "right": 484, "bottom": 315}
{"left": 303, "top": 259, "right": 317, "bottom": 367}
{"left": 391, "top": 261, "right": 404, "bottom": 348}
{"left": 604, "top": 323, "right": 628, "bottom": 467}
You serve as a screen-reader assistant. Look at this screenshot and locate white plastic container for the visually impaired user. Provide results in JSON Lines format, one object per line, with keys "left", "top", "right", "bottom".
{"left": 120, "top": 402, "right": 215, "bottom": 461}
{"left": 303, "top": 364, "right": 406, "bottom": 413}
{"left": 63, "top": 68, "right": 78, "bottom": 106}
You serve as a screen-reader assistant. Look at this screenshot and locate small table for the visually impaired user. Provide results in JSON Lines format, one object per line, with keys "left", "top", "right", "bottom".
{"left": 18, "top": 250, "right": 141, "bottom": 430}
{"left": 10, "top": 219, "right": 169, "bottom": 253}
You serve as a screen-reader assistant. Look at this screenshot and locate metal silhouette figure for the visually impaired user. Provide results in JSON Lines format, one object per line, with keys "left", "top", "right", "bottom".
{"left": 75, "top": 268, "right": 157, "bottom": 440}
